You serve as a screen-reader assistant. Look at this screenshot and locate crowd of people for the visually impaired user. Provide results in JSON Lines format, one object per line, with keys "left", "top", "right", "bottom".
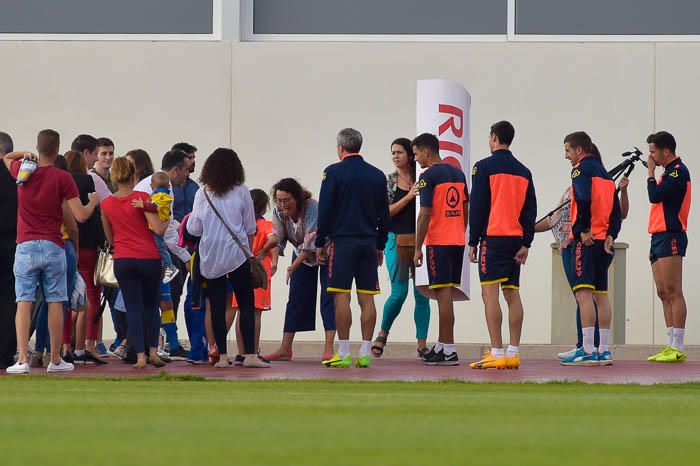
{"left": 0, "top": 122, "right": 690, "bottom": 374}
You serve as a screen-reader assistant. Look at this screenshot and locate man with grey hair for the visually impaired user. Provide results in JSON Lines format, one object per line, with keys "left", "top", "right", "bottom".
{"left": 0, "top": 131, "right": 17, "bottom": 368}
{"left": 316, "top": 128, "right": 390, "bottom": 368}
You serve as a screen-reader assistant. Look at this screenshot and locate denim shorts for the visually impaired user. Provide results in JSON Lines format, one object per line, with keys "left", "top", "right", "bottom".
{"left": 14, "top": 240, "right": 68, "bottom": 303}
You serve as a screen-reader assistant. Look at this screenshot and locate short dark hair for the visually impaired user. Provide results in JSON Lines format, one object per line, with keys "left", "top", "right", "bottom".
{"left": 199, "top": 148, "right": 245, "bottom": 196}
{"left": 125, "top": 149, "right": 154, "bottom": 181}
{"left": 172, "top": 142, "right": 197, "bottom": 154}
{"left": 590, "top": 143, "right": 605, "bottom": 169}
{"left": 490, "top": 121, "right": 515, "bottom": 146}
{"left": 391, "top": 137, "right": 416, "bottom": 180}
{"left": 564, "top": 131, "right": 593, "bottom": 154}
{"left": 161, "top": 149, "right": 187, "bottom": 171}
{"left": 647, "top": 131, "right": 676, "bottom": 153}
{"left": 250, "top": 189, "right": 270, "bottom": 217}
{"left": 271, "top": 178, "right": 312, "bottom": 210}
{"left": 38, "top": 129, "right": 60, "bottom": 155}
{"left": 71, "top": 134, "right": 98, "bottom": 153}
{"left": 97, "top": 137, "right": 114, "bottom": 148}
{"left": 411, "top": 133, "right": 439, "bottom": 154}
{"left": 53, "top": 155, "right": 68, "bottom": 171}
{"left": 0, "top": 131, "right": 13, "bottom": 155}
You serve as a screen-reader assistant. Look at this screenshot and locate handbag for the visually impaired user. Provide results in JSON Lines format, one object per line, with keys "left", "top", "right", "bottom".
{"left": 95, "top": 243, "right": 119, "bottom": 288}
{"left": 203, "top": 190, "right": 268, "bottom": 290}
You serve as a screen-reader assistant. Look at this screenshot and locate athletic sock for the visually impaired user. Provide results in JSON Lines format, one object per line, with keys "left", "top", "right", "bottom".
{"left": 673, "top": 328, "right": 685, "bottom": 352}
{"left": 443, "top": 344, "right": 456, "bottom": 356}
{"left": 506, "top": 345, "right": 519, "bottom": 358}
{"left": 598, "top": 329, "right": 610, "bottom": 353}
{"left": 338, "top": 340, "right": 351, "bottom": 358}
{"left": 74, "top": 349, "right": 85, "bottom": 357}
{"left": 359, "top": 340, "right": 371, "bottom": 356}
{"left": 434, "top": 342, "right": 444, "bottom": 353}
{"left": 667, "top": 327, "right": 674, "bottom": 347}
{"left": 162, "top": 322, "right": 180, "bottom": 351}
{"left": 491, "top": 347, "right": 505, "bottom": 358}
{"left": 582, "top": 327, "right": 595, "bottom": 354}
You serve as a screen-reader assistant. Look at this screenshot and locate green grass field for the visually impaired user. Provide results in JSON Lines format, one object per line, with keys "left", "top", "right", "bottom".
{"left": 1, "top": 376, "right": 699, "bottom": 466}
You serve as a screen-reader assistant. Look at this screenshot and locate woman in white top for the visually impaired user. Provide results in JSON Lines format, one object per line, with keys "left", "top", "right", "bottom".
{"left": 187, "top": 148, "right": 269, "bottom": 368}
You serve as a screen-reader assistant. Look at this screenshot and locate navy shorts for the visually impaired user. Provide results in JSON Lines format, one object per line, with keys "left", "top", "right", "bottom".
{"left": 426, "top": 245, "right": 464, "bottom": 289}
{"left": 570, "top": 239, "right": 614, "bottom": 294}
{"left": 327, "top": 239, "right": 380, "bottom": 294}
{"left": 478, "top": 236, "right": 522, "bottom": 289}
{"left": 650, "top": 231, "right": 687, "bottom": 264}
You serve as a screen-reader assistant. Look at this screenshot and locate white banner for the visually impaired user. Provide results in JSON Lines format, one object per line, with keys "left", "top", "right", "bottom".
{"left": 415, "top": 79, "right": 471, "bottom": 301}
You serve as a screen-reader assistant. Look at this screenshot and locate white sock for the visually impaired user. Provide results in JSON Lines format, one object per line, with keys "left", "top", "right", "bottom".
{"left": 434, "top": 342, "right": 444, "bottom": 353}
{"left": 582, "top": 327, "right": 595, "bottom": 354}
{"left": 338, "top": 340, "right": 351, "bottom": 357}
{"left": 673, "top": 328, "right": 685, "bottom": 352}
{"left": 492, "top": 347, "right": 505, "bottom": 358}
{"left": 443, "top": 343, "right": 456, "bottom": 356}
{"left": 598, "top": 329, "right": 610, "bottom": 353}
{"left": 667, "top": 327, "right": 674, "bottom": 347}
{"left": 506, "top": 345, "right": 519, "bottom": 358}
{"left": 74, "top": 349, "right": 85, "bottom": 357}
{"left": 359, "top": 340, "right": 371, "bottom": 356}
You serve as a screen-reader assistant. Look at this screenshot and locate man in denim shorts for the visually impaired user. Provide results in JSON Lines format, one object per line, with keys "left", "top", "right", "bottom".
{"left": 4, "top": 129, "right": 100, "bottom": 374}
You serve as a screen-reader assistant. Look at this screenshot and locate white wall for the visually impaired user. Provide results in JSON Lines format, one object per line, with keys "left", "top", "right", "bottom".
{"left": 1, "top": 40, "right": 696, "bottom": 345}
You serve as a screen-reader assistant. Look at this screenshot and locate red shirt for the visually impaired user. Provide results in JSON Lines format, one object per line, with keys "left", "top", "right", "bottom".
{"left": 101, "top": 191, "right": 160, "bottom": 260}
{"left": 11, "top": 160, "right": 79, "bottom": 247}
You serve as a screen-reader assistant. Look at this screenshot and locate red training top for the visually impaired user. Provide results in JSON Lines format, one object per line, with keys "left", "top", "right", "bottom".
{"left": 11, "top": 160, "right": 79, "bottom": 248}
{"left": 101, "top": 191, "right": 160, "bottom": 260}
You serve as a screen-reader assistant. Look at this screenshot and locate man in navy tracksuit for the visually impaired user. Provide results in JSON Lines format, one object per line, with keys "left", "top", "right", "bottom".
{"left": 316, "top": 128, "right": 390, "bottom": 368}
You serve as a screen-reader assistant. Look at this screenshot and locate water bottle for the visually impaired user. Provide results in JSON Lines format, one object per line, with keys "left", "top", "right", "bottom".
{"left": 16, "top": 158, "right": 38, "bottom": 185}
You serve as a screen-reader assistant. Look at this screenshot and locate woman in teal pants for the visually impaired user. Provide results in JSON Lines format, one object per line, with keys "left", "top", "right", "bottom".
{"left": 372, "top": 138, "right": 430, "bottom": 358}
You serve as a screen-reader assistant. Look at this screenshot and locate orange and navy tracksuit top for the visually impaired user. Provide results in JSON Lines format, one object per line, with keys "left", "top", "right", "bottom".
{"left": 569, "top": 155, "right": 621, "bottom": 241}
{"left": 468, "top": 149, "right": 537, "bottom": 248}
{"left": 647, "top": 157, "right": 691, "bottom": 234}
{"left": 418, "top": 162, "right": 469, "bottom": 246}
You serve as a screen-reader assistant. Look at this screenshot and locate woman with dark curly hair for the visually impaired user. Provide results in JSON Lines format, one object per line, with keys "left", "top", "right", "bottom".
{"left": 187, "top": 148, "right": 269, "bottom": 368}
{"left": 264, "top": 178, "right": 336, "bottom": 361}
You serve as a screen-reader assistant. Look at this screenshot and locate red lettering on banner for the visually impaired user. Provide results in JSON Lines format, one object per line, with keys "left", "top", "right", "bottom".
{"left": 439, "top": 141, "right": 463, "bottom": 156}
{"left": 438, "top": 104, "right": 463, "bottom": 137}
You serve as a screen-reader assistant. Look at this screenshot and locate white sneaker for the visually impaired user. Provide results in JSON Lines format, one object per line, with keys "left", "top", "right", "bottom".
{"left": 6, "top": 362, "right": 30, "bottom": 374}
{"left": 557, "top": 347, "right": 579, "bottom": 360}
{"left": 243, "top": 354, "right": 271, "bottom": 368}
{"left": 162, "top": 266, "right": 179, "bottom": 284}
{"left": 47, "top": 359, "right": 75, "bottom": 373}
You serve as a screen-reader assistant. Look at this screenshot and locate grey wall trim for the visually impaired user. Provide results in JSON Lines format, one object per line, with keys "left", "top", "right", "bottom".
{"left": 0, "top": 0, "right": 214, "bottom": 34}
{"left": 253, "top": 0, "right": 507, "bottom": 35}
{"left": 517, "top": 0, "right": 700, "bottom": 35}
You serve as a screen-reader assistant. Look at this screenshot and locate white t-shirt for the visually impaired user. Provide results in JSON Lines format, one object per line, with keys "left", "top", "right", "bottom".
{"left": 187, "top": 185, "right": 256, "bottom": 279}
{"left": 89, "top": 172, "right": 112, "bottom": 201}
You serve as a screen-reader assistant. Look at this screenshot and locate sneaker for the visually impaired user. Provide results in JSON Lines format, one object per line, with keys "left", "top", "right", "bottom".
{"left": 6, "top": 362, "right": 30, "bottom": 374}
{"left": 73, "top": 352, "right": 88, "bottom": 365}
{"left": 29, "top": 352, "right": 44, "bottom": 368}
{"left": 424, "top": 350, "right": 460, "bottom": 366}
{"left": 242, "top": 354, "right": 271, "bottom": 368}
{"left": 156, "top": 349, "right": 172, "bottom": 363}
{"left": 598, "top": 351, "right": 613, "bottom": 366}
{"left": 257, "top": 353, "right": 271, "bottom": 365}
{"left": 421, "top": 346, "right": 436, "bottom": 362}
{"left": 355, "top": 354, "right": 371, "bottom": 368}
{"left": 557, "top": 347, "right": 579, "bottom": 360}
{"left": 47, "top": 359, "right": 75, "bottom": 373}
{"left": 322, "top": 353, "right": 352, "bottom": 368}
{"left": 648, "top": 346, "right": 672, "bottom": 362}
{"left": 162, "top": 265, "right": 179, "bottom": 284}
{"left": 655, "top": 347, "right": 687, "bottom": 363}
{"left": 85, "top": 351, "right": 108, "bottom": 365}
{"left": 186, "top": 358, "right": 208, "bottom": 365}
{"left": 110, "top": 345, "right": 127, "bottom": 360}
{"left": 505, "top": 354, "right": 521, "bottom": 369}
{"left": 417, "top": 347, "right": 431, "bottom": 359}
{"left": 560, "top": 348, "right": 599, "bottom": 366}
{"left": 233, "top": 355, "right": 245, "bottom": 366}
{"left": 168, "top": 346, "right": 189, "bottom": 361}
{"left": 96, "top": 343, "right": 109, "bottom": 358}
{"left": 214, "top": 358, "right": 232, "bottom": 368}
{"left": 469, "top": 351, "right": 507, "bottom": 369}
{"left": 109, "top": 338, "right": 123, "bottom": 353}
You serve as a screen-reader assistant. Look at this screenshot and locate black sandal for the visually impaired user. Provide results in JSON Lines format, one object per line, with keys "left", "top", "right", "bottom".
{"left": 371, "top": 335, "right": 388, "bottom": 358}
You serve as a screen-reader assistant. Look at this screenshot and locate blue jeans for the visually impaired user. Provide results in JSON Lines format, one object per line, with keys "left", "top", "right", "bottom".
{"left": 380, "top": 233, "right": 430, "bottom": 340}
{"left": 153, "top": 233, "right": 172, "bottom": 267}
{"left": 14, "top": 240, "right": 67, "bottom": 303}
{"left": 34, "top": 240, "right": 77, "bottom": 352}
{"left": 561, "top": 244, "right": 600, "bottom": 348}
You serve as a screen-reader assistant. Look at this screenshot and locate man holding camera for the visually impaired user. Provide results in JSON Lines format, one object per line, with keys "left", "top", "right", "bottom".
{"left": 645, "top": 131, "right": 691, "bottom": 363}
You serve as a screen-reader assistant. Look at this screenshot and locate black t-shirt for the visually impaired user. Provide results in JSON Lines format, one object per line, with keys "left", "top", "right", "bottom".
{"left": 74, "top": 173, "right": 105, "bottom": 249}
{"left": 390, "top": 187, "right": 416, "bottom": 234}
{"left": 0, "top": 162, "right": 17, "bottom": 241}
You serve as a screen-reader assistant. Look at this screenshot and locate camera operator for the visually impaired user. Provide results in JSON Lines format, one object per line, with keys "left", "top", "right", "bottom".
{"left": 645, "top": 131, "right": 691, "bottom": 363}
{"left": 536, "top": 143, "right": 629, "bottom": 360}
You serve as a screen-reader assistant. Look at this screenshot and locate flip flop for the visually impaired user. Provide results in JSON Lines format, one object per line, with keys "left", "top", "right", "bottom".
{"left": 264, "top": 351, "right": 292, "bottom": 362}
{"left": 371, "top": 335, "right": 387, "bottom": 358}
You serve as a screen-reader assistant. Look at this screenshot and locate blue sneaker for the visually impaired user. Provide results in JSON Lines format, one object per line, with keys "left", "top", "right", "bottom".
{"left": 560, "top": 348, "right": 599, "bottom": 366}
{"left": 108, "top": 338, "right": 123, "bottom": 353}
{"left": 96, "top": 343, "right": 109, "bottom": 358}
{"left": 598, "top": 351, "right": 613, "bottom": 366}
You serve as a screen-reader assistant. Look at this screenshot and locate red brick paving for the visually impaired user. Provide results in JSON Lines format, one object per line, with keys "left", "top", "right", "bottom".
{"left": 4, "top": 358, "right": 700, "bottom": 384}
